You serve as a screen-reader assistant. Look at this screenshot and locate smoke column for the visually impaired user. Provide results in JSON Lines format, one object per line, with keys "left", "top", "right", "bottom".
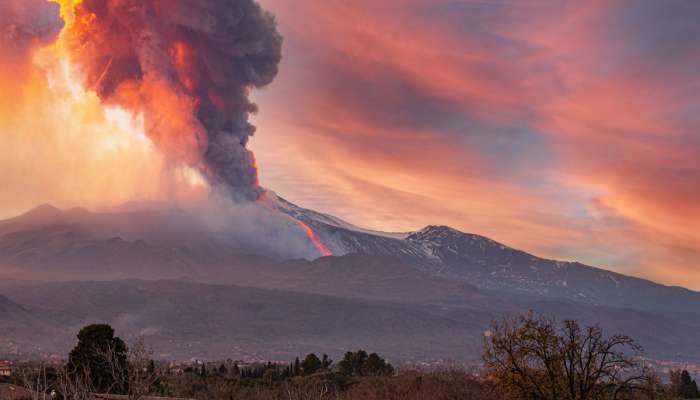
{"left": 0, "top": 0, "right": 63, "bottom": 68}
{"left": 63, "top": 0, "right": 282, "bottom": 201}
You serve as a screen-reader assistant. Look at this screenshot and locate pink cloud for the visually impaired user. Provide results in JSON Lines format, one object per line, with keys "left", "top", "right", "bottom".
{"left": 253, "top": 0, "right": 700, "bottom": 288}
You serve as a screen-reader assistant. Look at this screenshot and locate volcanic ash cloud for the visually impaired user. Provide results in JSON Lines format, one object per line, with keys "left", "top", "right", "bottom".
{"left": 64, "top": 0, "right": 283, "bottom": 202}
{"left": 0, "top": 0, "right": 63, "bottom": 64}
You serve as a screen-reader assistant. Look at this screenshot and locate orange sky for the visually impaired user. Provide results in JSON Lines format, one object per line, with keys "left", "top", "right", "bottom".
{"left": 1, "top": 0, "right": 699, "bottom": 289}
{"left": 250, "top": 0, "right": 700, "bottom": 289}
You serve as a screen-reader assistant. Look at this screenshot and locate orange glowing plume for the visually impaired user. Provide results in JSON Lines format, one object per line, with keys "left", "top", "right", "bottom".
{"left": 42, "top": 0, "right": 330, "bottom": 257}
{"left": 56, "top": 0, "right": 281, "bottom": 201}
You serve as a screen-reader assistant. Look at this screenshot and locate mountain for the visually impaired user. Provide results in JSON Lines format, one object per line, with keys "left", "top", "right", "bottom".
{"left": 0, "top": 201, "right": 699, "bottom": 363}
{"left": 0, "top": 278, "right": 490, "bottom": 361}
{"left": 0, "top": 292, "right": 65, "bottom": 355}
{"left": 279, "top": 197, "right": 700, "bottom": 318}
{"left": 0, "top": 278, "right": 697, "bottom": 363}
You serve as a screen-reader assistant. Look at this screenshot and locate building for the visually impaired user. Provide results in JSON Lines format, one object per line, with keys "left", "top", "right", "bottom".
{"left": 0, "top": 361, "right": 12, "bottom": 377}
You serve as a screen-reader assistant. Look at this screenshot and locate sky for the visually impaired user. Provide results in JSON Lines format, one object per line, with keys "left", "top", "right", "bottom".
{"left": 0, "top": 0, "right": 699, "bottom": 289}
{"left": 249, "top": 0, "right": 700, "bottom": 289}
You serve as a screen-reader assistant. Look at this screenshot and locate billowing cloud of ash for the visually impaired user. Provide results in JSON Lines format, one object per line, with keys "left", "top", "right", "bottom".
{"left": 0, "top": 0, "right": 63, "bottom": 65}
{"left": 64, "top": 0, "right": 283, "bottom": 201}
{"left": 0, "top": 0, "right": 188, "bottom": 219}
{"left": 0, "top": 1, "right": 327, "bottom": 261}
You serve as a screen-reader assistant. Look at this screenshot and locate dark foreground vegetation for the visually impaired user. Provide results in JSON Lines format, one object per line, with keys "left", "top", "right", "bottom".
{"left": 4, "top": 313, "right": 699, "bottom": 400}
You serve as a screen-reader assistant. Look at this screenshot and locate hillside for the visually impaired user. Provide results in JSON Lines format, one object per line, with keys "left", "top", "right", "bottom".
{"left": 0, "top": 202, "right": 699, "bottom": 363}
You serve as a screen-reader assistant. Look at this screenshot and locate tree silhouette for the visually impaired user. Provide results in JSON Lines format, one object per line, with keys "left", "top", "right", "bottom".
{"left": 337, "top": 350, "right": 392, "bottom": 377}
{"left": 362, "top": 353, "right": 394, "bottom": 376}
{"left": 67, "top": 324, "right": 128, "bottom": 394}
{"left": 321, "top": 354, "right": 333, "bottom": 370}
{"left": 483, "top": 313, "right": 651, "bottom": 400}
{"left": 339, "top": 350, "right": 368, "bottom": 376}
{"left": 293, "top": 357, "right": 301, "bottom": 376}
{"left": 301, "top": 353, "right": 322, "bottom": 376}
{"left": 674, "top": 370, "right": 700, "bottom": 399}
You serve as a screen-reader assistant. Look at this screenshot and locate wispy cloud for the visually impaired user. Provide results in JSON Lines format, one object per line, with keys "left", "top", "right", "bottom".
{"left": 253, "top": 0, "right": 700, "bottom": 288}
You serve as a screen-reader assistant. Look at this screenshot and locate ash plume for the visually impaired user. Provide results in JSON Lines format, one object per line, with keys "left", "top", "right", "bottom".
{"left": 0, "top": 0, "right": 63, "bottom": 61}
{"left": 65, "top": 0, "right": 283, "bottom": 201}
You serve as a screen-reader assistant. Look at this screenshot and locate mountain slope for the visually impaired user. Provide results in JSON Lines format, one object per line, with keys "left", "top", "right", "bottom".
{"left": 1, "top": 202, "right": 699, "bottom": 363}
{"left": 0, "top": 279, "right": 489, "bottom": 361}
{"left": 279, "top": 200, "right": 700, "bottom": 317}
{"left": 0, "top": 278, "right": 697, "bottom": 363}
{"left": 2, "top": 202, "right": 699, "bottom": 317}
{"left": 0, "top": 293, "right": 65, "bottom": 355}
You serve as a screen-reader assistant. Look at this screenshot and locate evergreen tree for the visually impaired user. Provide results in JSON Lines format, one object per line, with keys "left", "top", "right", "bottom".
{"left": 301, "top": 353, "right": 322, "bottom": 376}
{"left": 338, "top": 350, "right": 368, "bottom": 376}
{"left": 67, "top": 324, "right": 128, "bottom": 394}
{"left": 321, "top": 354, "right": 333, "bottom": 370}
{"left": 293, "top": 357, "right": 301, "bottom": 376}
{"left": 218, "top": 363, "right": 227, "bottom": 375}
{"left": 232, "top": 362, "right": 240, "bottom": 377}
{"left": 679, "top": 370, "right": 700, "bottom": 399}
{"left": 362, "top": 353, "right": 394, "bottom": 376}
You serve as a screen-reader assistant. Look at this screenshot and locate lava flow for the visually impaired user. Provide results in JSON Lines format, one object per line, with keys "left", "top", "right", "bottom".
{"left": 258, "top": 192, "right": 333, "bottom": 257}
{"left": 287, "top": 216, "right": 333, "bottom": 257}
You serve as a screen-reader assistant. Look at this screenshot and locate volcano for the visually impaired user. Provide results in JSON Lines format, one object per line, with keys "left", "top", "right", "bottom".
{"left": 0, "top": 199, "right": 699, "bottom": 363}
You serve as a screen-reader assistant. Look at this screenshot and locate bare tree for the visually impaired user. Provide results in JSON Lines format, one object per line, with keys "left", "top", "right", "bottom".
{"left": 56, "top": 362, "right": 94, "bottom": 400}
{"left": 283, "top": 379, "right": 336, "bottom": 400}
{"left": 98, "top": 337, "right": 163, "bottom": 400}
{"left": 18, "top": 363, "right": 51, "bottom": 400}
{"left": 483, "top": 312, "right": 653, "bottom": 400}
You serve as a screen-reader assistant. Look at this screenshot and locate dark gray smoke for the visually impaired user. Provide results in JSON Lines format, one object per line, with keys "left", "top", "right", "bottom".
{"left": 68, "top": 0, "right": 283, "bottom": 201}
{"left": 0, "top": 0, "right": 63, "bottom": 60}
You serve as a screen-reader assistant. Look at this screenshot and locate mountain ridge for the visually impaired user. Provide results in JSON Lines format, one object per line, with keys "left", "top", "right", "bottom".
{"left": 275, "top": 199, "right": 700, "bottom": 317}
{"left": 1, "top": 201, "right": 699, "bottom": 363}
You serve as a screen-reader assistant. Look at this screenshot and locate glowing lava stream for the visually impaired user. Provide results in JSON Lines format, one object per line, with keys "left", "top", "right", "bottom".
{"left": 287, "top": 216, "right": 334, "bottom": 257}
{"left": 258, "top": 193, "right": 333, "bottom": 257}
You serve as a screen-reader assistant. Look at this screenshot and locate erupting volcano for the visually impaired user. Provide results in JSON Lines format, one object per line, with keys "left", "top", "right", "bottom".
{"left": 61, "top": 0, "right": 282, "bottom": 202}
{"left": 43, "top": 0, "right": 332, "bottom": 256}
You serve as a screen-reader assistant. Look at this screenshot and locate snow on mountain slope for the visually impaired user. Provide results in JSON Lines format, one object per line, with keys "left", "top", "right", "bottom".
{"left": 274, "top": 197, "right": 700, "bottom": 317}
{"left": 269, "top": 193, "right": 409, "bottom": 239}
{"left": 2, "top": 199, "right": 699, "bottom": 319}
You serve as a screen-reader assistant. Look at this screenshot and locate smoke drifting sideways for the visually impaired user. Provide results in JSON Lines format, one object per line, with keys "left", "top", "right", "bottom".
{"left": 64, "top": 0, "right": 283, "bottom": 202}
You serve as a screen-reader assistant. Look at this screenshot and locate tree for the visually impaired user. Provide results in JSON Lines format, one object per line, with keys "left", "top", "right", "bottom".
{"left": 301, "top": 353, "right": 322, "bottom": 376}
{"left": 321, "top": 354, "right": 333, "bottom": 370}
{"left": 293, "top": 358, "right": 301, "bottom": 377}
{"left": 362, "top": 353, "right": 394, "bottom": 376}
{"left": 67, "top": 324, "right": 128, "bottom": 394}
{"left": 672, "top": 370, "right": 700, "bottom": 399}
{"left": 483, "top": 313, "right": 651, "bottom": 400}
{"left": 338, "top": 350, "right": 368, "bottom": 376}
{"left": 98, "top": 336, "right": 163, "bottom": 400}
{"left": 18, "top": 363, "right": 56, "bottom": 400}
{"left": 232, "top": 362, "right": 240, "bottom": 377}
{"left": 56, "top": 363, "right": 94, "bottom": 400}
